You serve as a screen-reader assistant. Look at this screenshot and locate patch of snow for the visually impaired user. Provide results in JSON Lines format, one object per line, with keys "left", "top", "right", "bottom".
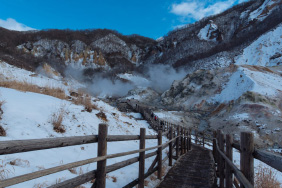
{"left": 231, "top": 113, "right": 249, "bottom": 120}
{"left": 240, "top": 10, "right": 250, "bottom": 19}
{"left": 153, "top": 111, "right": 184, "bottom": 125}
{"left": 210, "top": 68, "right": 253, "bottom": 103}
{"left": 236, "top": 23, "right": 282, "bottom": 67}
{"left": 210, "top": 65, "right": 282, "bottom": 103}
{"left": 156, "top": 37, "right": 164, "bottom": 42}
{"left": 249, "top": 0, "right": 280, "bottom": 22}
{"left": 126, "top": 112, "right": 143, "bottom": 119}
{"left": 243, "top": 66, "right": 282, "bottom": 96}
{"left": 198, "top": 20, "right": 218, "bottom": 42}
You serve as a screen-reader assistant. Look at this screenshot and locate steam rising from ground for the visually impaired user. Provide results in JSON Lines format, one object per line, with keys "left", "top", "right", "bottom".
{"left": 88, "top": 78, "right": 134, "bottom": 97}
{"left": 146, "top": 64, "right": 187, "bottom": 92}
{"left": 65, "top": 64, "right": 187, "bottom": 97}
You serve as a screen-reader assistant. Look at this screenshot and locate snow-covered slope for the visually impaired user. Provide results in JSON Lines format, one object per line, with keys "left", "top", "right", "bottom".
{"left": 0, "top": 61, "right": 169, "bottom": 188}
{"left": 236, "top": 23, "right": 282, "bottom": 67}
{"left": 211, "top": 66, "right": 282, "bottom": 103}
{"left": 249, "top": 0, "right": 282, "bottom": 22}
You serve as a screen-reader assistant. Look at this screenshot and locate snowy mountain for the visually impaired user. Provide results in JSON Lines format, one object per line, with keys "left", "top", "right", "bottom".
{"left": 146, "top": 0, "right": 282, "bottom": 70}
{"left": 0, "top": 0, "right": 281, "bottom": 167}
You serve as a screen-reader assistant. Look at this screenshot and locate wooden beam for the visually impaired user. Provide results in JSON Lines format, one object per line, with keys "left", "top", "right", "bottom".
{"left": 253, "top": 149, "right": 282, "bottom": 172}
{"left": 226, "top": 134, "right": 233, "bottom": 188}
{"left": 169, "top": 127, "right": 173, "bottom": 166}
{"left": 158, "top": 130, "right": 162, "bottom": 180}
{"left": 0, "top": 135, "right": 98, "bottom": 155}
{"left": 94, "top": 124, "right": 108, "bottom": 188}
{"left": 176, "top": 126, "right": 180, "bottom": 158}
{"left": 240, "top": 132, "right": 254, "bottom": 188}
{"left": 218, "top": 130, "right": 224, "bottom": 188}
{"left": 138, "top": 128, "right": 146, "bottom": 188}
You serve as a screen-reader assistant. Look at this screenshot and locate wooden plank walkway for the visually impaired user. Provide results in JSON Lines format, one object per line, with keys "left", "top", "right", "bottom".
{"left": 157, "top": 144, "right": 216, "bottom": 188}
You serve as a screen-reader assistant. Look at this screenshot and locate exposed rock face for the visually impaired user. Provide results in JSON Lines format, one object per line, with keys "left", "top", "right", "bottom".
{"left": 18, "top": 33, "right": 146, "bottom": 70}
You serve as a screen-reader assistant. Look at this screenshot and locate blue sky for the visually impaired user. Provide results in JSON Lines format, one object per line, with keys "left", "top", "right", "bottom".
{"left": 0, "top": 0, "right": 248, "bottom": 39}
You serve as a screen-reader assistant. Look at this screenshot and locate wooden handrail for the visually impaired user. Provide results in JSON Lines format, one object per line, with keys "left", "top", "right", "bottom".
{"left": 232, "top": 143, "right": 282, "bottom": 172}
{"left": 0, "top": 135, "right": 158, "bottom": 155}
{"left": 213, "top": 131, "right": 282, "bottom": 188}
{"left": 0, "top": 135, "right": 180, "bottom": 187}
{"left": 49, "top": 151, "right": 158, "bottom": 188}
{"left": 0, "top": 135, "right": 98, "bottom": 155}
{"left": 0, "top": 100, "right": 197, "bottom": 188}
{"left": 253, "top": 149, "right": 282, "bottom": 172}
{"left": 215, "top": 140, "right": 254, "bottom": 188}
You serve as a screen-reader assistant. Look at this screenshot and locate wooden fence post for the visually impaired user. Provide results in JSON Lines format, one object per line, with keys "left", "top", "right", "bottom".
{"left": 186, "top": 130, "right": 189, "bottom": 152}
{"left": 218, "top": 130, "right": 224, "bottom": 188}
{"left": 176, "top": 126, "right": 180, "bottom": 158}
{"left": 95, "top": 124, "right": 108, "bottom": 188}
{"left": 202, "top": 132, "right": 205, "bottom": 147}
{"left": 226, "top": 134, "right": 233, "bottom": 188}
{"left": 138, "top": 128, "right": 146, "bottom": 188}
{"left": 181, "top": 127, "right": 184, "bottom": 155}
{"left": 213, "top": 131, "right": 217, "bottom": 163}
{"left": 158, "top": 130, "right": 163, "bottom": 180}
{"left": 240, "top": 132, "right": 254, "bottom": 188}
{"left": 169, "top": 127, "right": 173, "bottom": 166}
{"left": 184, "top": 130, "right": 187, "bottom": 153}
{"left": 195, "top": 130, "right": 198, "bottom": 145}
{"left": 188, "top": 129, "right": 192, "bottom": 151}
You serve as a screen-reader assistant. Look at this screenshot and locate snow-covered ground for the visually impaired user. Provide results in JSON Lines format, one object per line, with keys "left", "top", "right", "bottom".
{"left": 0, "top": 87, "right": 171, "bottom": 188}
{"left": 235, "top": 23, "right": 282, "bottom": 67}
{"left": 248, "top": 0, "right": 281, "bottom": 22}
{"left": 210, "top": 66, "right": 282, "bottom": 103}
{"left": 0, "top": 61, "right": 171, "bottom": 188}
{"left": 153, "top": 111, "right": 185, "bottom": 126}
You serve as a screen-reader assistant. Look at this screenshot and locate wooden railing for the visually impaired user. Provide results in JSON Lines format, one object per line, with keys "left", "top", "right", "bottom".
{"left": 3, "top": 99, "right": 280, "bottom": 188}
{"left": 0, "top": 111, "right": 193, "bottom": 188}
{"left": 213, "top": 130, "right": 282, "bottom": 188}
{"left": 129, "top": 100, "right": 282, "bottom": 188}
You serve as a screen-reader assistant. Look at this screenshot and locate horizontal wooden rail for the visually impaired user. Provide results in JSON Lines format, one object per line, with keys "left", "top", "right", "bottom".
{"left": 0, "top": 135, "right": 158, "bottom": 155}
{"left": 0, "top": 135, "right": 98, "bottom": 155}
{"left": 215, "top": 140, "right": 254, "bottom": 188}
{"left": 0, "top": 136, "right": 179, "bottom": 187}
{"left": 49, "top": 151, "right": 158, "bottom": 188}
{"left": 0, "top": 101, "right": 195, "bottom": 188}
{"left": 232, "top": 142, "right": 282, "bottom": 172}
{"left": 232, "top": 143, "right": 240, "bottom": 151}
{"left": 253, "top": 150, "right": 282, "bottom": 172}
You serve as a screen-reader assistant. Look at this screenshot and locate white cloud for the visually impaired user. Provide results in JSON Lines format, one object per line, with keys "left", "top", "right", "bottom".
{"left": 0, "top": 18, "right": 35, "bottom": 31}
{"left": 170, "top": 0, "right": 239, "bottom": 21}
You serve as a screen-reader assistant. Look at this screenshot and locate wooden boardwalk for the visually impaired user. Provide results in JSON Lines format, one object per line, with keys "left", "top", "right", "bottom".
{"left": 157, "top": 144, "right": 216, "bottom": 188}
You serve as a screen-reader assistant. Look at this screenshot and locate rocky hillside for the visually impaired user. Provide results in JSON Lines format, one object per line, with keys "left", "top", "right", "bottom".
{"left": 158, "top": 20, "right": 282, "bottom": 148}
{"left": 0, "top": 28, "right": 156, "bottom": 75}
{"left": 0, "top": 0, "right": 281, "bottom": 80}
{"left": 146, "top": 0, "right": 282, "bottom": 71}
